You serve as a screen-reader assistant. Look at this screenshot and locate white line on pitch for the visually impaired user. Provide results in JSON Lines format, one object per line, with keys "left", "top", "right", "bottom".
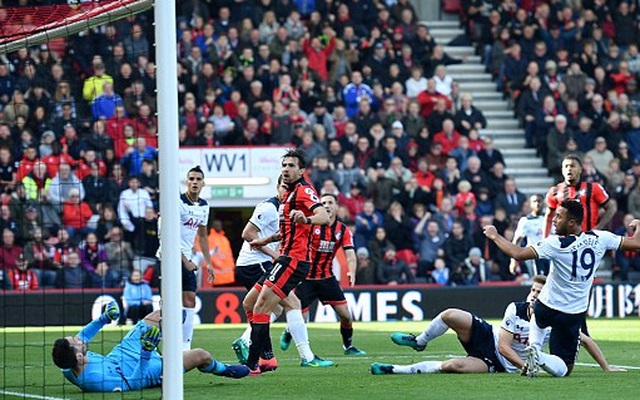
{"left": 0, "top": 389, "right": 75, "bottom": 400}
{"left": 575, "top": 362, "right": 640, "bottom": 370}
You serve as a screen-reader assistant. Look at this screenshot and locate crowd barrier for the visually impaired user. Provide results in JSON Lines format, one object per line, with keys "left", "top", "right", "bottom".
{"left": 1, "top": 283, "right": 639, "bottom": 327}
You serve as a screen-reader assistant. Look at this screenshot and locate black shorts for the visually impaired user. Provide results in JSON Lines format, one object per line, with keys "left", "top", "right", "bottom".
{"left": 235, "top": 261, "right": 274, "bottom": 291}
{"left": 157, "top": 261, "right": 197, "bottom": 292}
{"left": 296, "top": 277, "right": 347, "bottom": 311}
{"left": 263, "top": 255, "right": 310, "bottom": 299}
{"left": 182, "top": 261, "right": 197, "bottom": 293}
{"left": 533, "top": 301, "right": 584, "bottom": 365}
{"left": 460, "top": 314, "right": 505, "bottom": 373}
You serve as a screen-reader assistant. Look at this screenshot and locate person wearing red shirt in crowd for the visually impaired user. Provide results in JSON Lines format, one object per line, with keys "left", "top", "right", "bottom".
{"left": 272, "top": 74, "right": 300, "bottom": 110}
{"left": 280, "top": 193, "right": 365, "bottom": 356}
{"left": 432, "top": 119, "right": 461, "bottom": 155}
{"left": 62, "top": 188, "right": 94, "bottom": 240}
{"left": 16, "top": 145, "right": 39, "bottom": 181}
{"left": 544, "top": 155, "right": 617, "bottom": 237}
{"left": 415, "top": 158, "right": 436, "bottom": 192}
{"left": 75, "top": 150, "right": 107, "bottom": 180}
{"left": 41, "top": 141, "right": 77, "bottom": 179}
{"left": 417, "top": 78, "right": 453, "bottom": 118}
{"left": 52, "top": 228, "right": 78, "bottom": 270}
{"left": 133, "top": 104, "right": 158, "bottom": 148}
{"left": 224, "top": 90, "right": 244, "bottom": 120}
{"left": 105, "top": 105, "right": 132, "bottom": 141}
{"left": 114, "top": 124, "right": 137, "bottom": 160}
{"left": 0, "top": 228, "right": 23, "bottom": 272}
{"left": 8, "top": 252, "right": 39, "bottom": 290}
{"left": 245, "top": 149, "right": 330, "bottom": 374}
{"left": 301, "top": 28, "right": 336, "bottom": 82}
{"left": 338, "top": 183, "right": 367, "bottom": 221}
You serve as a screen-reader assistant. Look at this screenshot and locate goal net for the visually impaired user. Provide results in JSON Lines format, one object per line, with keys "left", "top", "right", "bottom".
{"left": 1, "top": 1, "right": 164, "bottom": 399}
{"left": 0, "top": 0, "right": 153, "bottom": 55}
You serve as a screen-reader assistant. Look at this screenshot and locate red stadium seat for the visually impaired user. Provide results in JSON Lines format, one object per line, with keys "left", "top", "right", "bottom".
{"left": 442, "top": 0, "right": 462, "bottom": 14}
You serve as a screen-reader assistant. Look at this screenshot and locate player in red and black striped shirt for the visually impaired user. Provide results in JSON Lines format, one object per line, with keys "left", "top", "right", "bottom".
{"left": 245, "top": 149, "right": 331, "bottom": 373}
{"left": 280, "top": 193, "right": 366, "bottom": 356}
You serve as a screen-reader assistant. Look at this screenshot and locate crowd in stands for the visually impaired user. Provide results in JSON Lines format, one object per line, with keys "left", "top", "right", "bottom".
{"left": 1, "top": 0, "right": 640, "bottom": 291}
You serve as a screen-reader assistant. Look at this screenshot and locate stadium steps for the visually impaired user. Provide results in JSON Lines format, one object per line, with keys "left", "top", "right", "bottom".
{"left": 425, "top": 19, "right": 554, "bottom": 197}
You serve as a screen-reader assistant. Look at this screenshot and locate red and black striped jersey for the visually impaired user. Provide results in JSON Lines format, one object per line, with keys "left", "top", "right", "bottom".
{"left": 279, "top": 178, "right": 323, "bottom": 261}
{"left": 307, "top": 219, "right": 355, "bottom": 279}
{"left": 545, "top": 181, "right": 609, "bottom": 232}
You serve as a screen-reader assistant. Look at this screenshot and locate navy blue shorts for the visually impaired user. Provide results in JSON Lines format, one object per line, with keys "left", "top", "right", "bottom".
{"left": 296, "top": 277, "right": 347, "bottom": 311}
{"left": 235, "top": 261, "right": 274, "bottom": 291}
{"left": 461, "top": 314, "right": 505, "bottom": 373}
{"left": 182, "top": 261, "right": 197, "bottom": 293}
{"left": 533, "top": 301, "right": 584, "bottom": 365}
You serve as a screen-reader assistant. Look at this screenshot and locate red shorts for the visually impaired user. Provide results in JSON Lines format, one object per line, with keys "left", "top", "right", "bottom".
{"left": 263, "top": 255, "right": 310, "bottom": 299}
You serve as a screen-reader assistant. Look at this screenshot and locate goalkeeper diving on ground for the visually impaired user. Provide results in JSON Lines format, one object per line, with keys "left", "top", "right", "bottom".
{"left": 51, "top": 302, "right": 249, "bottom": 392}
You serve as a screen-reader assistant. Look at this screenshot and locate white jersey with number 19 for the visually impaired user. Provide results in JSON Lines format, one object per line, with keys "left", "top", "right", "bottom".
{"left": 530, "top": 230, "right": 622, "bottom": 314}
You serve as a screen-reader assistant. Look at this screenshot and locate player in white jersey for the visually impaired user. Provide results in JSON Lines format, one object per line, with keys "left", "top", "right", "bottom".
{"left": 157, "top": 166, "right": 213, "bottom": 350}
{"left": 371, "top": 274, "right": 621, "bottom": 376}
{"left": 371, "top": 275, "right": 549, "bottom": 375}
{"left": 511, "top": 194, "right": 549, "bottom": 276}
{"left": 484, "top": 199, "right": 640, "bottom": 377}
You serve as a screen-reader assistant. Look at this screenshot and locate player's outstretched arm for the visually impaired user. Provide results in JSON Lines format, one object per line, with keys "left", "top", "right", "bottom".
{"left": 77, "top": 302, "right": 120, "bottom": 343}
{"left": 483, "top": 225, "right": 537, "bottom": 261}
{"left": 619, "top": 219, "right": 640, "bottom": 252}
{"left": 595, "top": 199, "right": 617, "bottom": 230}
{"left": 543, "top": 207, "right": 555, "bottom": 238}
{"left": 580, "top": 333, "right": 626, "bottom": 372}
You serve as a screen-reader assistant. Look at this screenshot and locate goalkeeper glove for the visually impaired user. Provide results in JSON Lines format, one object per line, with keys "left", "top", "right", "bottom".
{"left": 141, "top": 326, "right": 162, "bottom": 353}
{"left": 99, "top": 302, "right": 120, "bottom": 324}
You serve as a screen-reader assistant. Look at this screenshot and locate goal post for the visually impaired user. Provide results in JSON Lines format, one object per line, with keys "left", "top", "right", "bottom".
{"left": 0, "top": 0, "right": 153, "bottom": 55}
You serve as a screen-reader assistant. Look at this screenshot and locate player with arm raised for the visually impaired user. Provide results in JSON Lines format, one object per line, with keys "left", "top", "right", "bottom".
{"left": 484, "top": 199, "right": 640, "bottom": 377}
{"left": 243, "top": 149, "right": 331, "bottom": 374}
{"left": 156, "top": 165, "right": 213, "bottom": 350}
{"left": 280, "top": 193, "right": 365, "bottom": 356}
{"left": 51, "top": 302, "right": 248, "bottom": 392}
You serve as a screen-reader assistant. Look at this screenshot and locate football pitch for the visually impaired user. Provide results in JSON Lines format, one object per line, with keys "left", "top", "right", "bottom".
{"left": 1, "top": 319, "right": 639, "bottom": 400}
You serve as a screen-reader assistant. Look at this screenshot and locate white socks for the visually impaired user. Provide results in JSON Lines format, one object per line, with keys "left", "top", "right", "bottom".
{"left": 286, "top": 309, "right": 315, "bottom": 362}
{"left": 416, "top": 315, "right": 449, "bottom": 347}
{"left": 528, "top": 314, "right": 545, "bottom": 352}
{"left": 392, "top": 361, "right": 443, "bottom": 374}
{"left": 538, "top": 352, "right": 568, "bottom": 377}
{"left": 182, "top": 307, "right": 195, "bottom": 351}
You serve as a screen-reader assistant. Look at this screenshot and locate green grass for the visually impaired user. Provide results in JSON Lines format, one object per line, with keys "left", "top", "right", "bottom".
{"left": 1, "top": 319, "right": 640, "bottom": 400}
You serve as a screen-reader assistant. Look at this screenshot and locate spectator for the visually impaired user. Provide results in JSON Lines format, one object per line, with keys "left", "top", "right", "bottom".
{"left": 61, "top": 188, "right": 94, "bottom": 240}
{"left": 123, "top": 23, "right": 149, "bottom": 64}
{"left": 301, "top": 27, "right": 336, "bottom": 82}
{"left": 94, "top": 204, "right": 121, "bottom": 243}
{"left": 91, "top": 82, "right": 123, "bottom": 120}
{"left": 383, "top": 201, "right": 415, "bottom": 253}
{"left": 105, "top": 226, "right": 135, "bottom": 283}
{"left": 414, "top": 217, "right": 445, "bottom": 280}
{"left": 586, "top": 136, "right": 615, "bottom": 174}
{"left": 123, "top": 269, "right": 154, "bottom": 324}
{"left": 343, "top": 71, "right": 373, "bottom": 119}
{"left": 494, "top": 178, "right": 526, "bottom": 220}
{"left": 55, "top": 250, "right": 91, "bottom": 289}
{"left": 443, "top": 220, "right": 473, "bottom": 270}
{"left": 8, "top": 252, "right": 39, "bottom": 290}
{"left": 376, "top": 247, "right": 415, "bottom": 285}
{"left": 48, "top": 162, "right": 85, "bottom": 205}
{"left": 0, "top": 228, "right": 23, "bottom": 272}
{"left": 120, "top": 137, "right": 157, "bottom": 177}
{"left": 117, "top": 175, "right": 152, "bottom": 248}
{"left": 23, "top": 226, "right": 55, "bottom": 288}
{"left": 355, "top": 247, "right": 375, "bottom": 285}
{"left": 455, "top": 93, "right": 487, "bottom": 136}
{"left": 431, "top": 257, "right": 449, "bottom": 285}
{"left": 82, "top": 62, "right": 114, "bottom": 104}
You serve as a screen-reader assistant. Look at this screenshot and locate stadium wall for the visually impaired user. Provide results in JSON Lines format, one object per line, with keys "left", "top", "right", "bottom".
{"left": 2, "top": 283, "right": 639, "bottom": 327}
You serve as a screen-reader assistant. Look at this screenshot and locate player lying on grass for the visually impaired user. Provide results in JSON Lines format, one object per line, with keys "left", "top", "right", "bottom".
{"left": 371, "top": 274, "right": 624, "bottom": 376}
{"left": 52, "top": 302, "right": 249, "bottom": 392}
{"left": 484, "top": 199, "right": 638, "bottom": 377}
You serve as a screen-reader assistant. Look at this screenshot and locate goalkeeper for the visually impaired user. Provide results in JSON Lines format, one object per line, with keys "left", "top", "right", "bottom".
{"left": 52, "top": 302, "right": 249, "bottom": 392}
